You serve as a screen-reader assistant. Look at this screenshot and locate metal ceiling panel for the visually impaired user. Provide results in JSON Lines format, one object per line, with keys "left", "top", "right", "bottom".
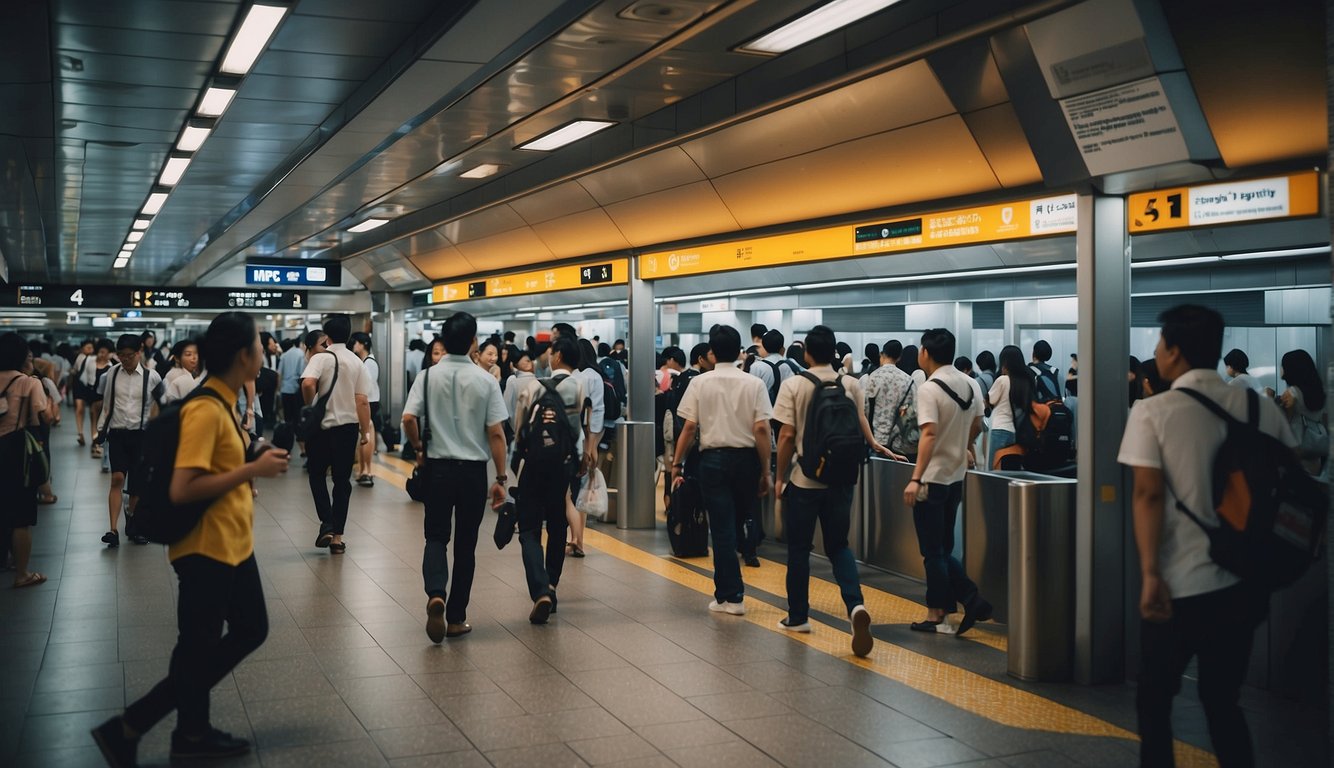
{"left": 962, "top": 102, "right": 1042, "bottom": 188}
{"left": 680, "top": 61, "right": 957, "bottom": 178}
{"left": 267, "top": 14, "right": 419, "bottom": 58}
{"left": 927, "top": 37, "right": 1008, "bottom": 113}
{"left": 409, "top": 242, "right": 474, "bottom": 280}
{"left": 420, "top": 0, "right": 571, "bottom": 64}
{"left": 235, "top": 74, "right": 361, "bottom": 105}
{"left": 530, "top": 207, "right": 632, "bottom": 258}
{"left": 442, "top": 205, "right": 527, "bottom": 244}
{"left": 710, "top": 116, "right": 999, "bottom": 230}
{"left": 452, "top": 226, "right": 553, "bottom": 271}
{"left": 54, "top": 0, "right": 239, "bottom": 35}
{"left": 507, "top": 181, "right": 599, "bottom": 225}
{"left": 603, "top": 180, "right": 739, "bottom": 247}
{"left": 577, "top": 147, "right": 707, "bottom": 206}
{"left": 253, "top": 50, "right": 384, "bottom": 81}
{"left": 56, "top": 23, "right": 227, "bottom": 61}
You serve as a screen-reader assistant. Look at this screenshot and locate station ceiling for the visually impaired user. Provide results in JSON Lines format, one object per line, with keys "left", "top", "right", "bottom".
{"left": 0, "top": 0, "right": 1325, "bottom": 290}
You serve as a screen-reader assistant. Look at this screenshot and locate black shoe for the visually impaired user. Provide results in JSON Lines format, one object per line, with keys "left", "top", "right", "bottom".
{"left": 91, "top": 716, "right": 139, "bottom": 768}
{"left": 529, "top": 595, "right": 553, "bottom": 625}
{"left": 130, "top": 535, "right": 148, "bottom": 545}
{"left": 958, "top": 599, "right": 994, "bottom": 637}
{"left": 549, "top": 593, "right": 558, "bottom": 614}
{"left": 101, "top": 531, "right": 120, "bottom": 548}
{"left": 743, "top": 555, "right": 760, "bottom": 568}
{"left": 315, "top": 531, "right": 332, "bottom": 548}
{"left": 170, "top": 728, "right": 251, "bottom": 759}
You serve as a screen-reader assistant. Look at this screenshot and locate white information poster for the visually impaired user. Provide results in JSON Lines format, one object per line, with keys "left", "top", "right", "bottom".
{"left": 1059, "top": 76, "right": 1188, "bottom": 176}
{"left": 1188, "top": 176, "right": 1291, "bottom": 226}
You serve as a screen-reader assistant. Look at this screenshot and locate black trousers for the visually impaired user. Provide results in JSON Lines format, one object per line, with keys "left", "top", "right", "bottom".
{"left": 518, "top": 462, "right": 574, "bottom": 601}
{"left": 280, "top": 393, "right": 302, "bottom": 427}
{"left": 1137, "top": 582, "right": 1267, "bottom": 768}
{"left": 307, "top": 423, "right": 358, "bottom": 535}
{"left": 124, "top": 555, "right": 268, "bottom": 736}
{"left": 423, "top": 459, "right": 487, "bottom": 623}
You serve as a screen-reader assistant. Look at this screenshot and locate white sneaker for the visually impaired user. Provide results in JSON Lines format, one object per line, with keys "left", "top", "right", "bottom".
{"left": 934, "top": 619, "right": 957, "bottom": 635}
{"left": 850, "top": 605, "right": 873, "bottom": 657}
{"left": 708, "top": 600, "right": 746, "bottom": 616}
{"left": 778, "top": 618, "right": 811, "bottom": 633}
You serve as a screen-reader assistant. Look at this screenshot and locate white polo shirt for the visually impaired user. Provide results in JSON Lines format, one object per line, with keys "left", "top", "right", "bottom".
{"left": 96, "top": 363, "right": 162, "bottom": 432}
{"left": 1118, "top": 368, "right": 1296, "bottom": 599}
{"left": 675, "top": 364, "right": 772, "bottom": 450}
{"left": 403, "top": 356, "right": 508, "bottom": 462}
{"left": 300, "top": 343, "right": 372, "bottom": 430}
{"left": 916, "top": 365, "right": 984, "bottom": 485}
{"left": 773, "top": 366, "right": 866, "bottom": 489}
{"left": 573, "top": 365, "right": 605, "bottom": 436}
{"left": 363, "top": 355, "right": 381, "bottom": 403}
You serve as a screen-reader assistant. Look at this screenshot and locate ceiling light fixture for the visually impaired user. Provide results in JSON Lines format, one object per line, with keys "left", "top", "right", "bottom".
{"left": 175, "top": 119, "right": 215, "bottom": 152}
{"left": 113, "top": 258, "right": 130, "bottom": 269}
{"left": 347, "top": 218, "right": 389, "bottom": 234}
{"left": 141, "top": 191, "right": 170, "bottom": 216}
{"left": 122, "top": 243, "right": 137, "bottom": 251}
{"left": 459, "top": 163, "right": 502, "bottom": 179}
{"left": 132, "top": 218, "right": 152, "bottom": 230}
{"left": 197, "top": 84, "right": 238, "bottom": 117}
{"left": 793, "top": 262, "right": 1073, "bottom": 291}
{"left": 219, "top": 3, "right": 289, "bottom": 76}
{"left": 738, "top": 0, "right": 903, "bottom": 55}
{"left": 516, "top": 119, "right": 617, "bottom": 151}
{"left": 126, "top": 231, "right": 144, "bottom": 243}
{"left": 158, "top": 154, "right": 192, "bottom": 186}
{"left": 1217, "top": 245, "right": 1330, "bottom": 261}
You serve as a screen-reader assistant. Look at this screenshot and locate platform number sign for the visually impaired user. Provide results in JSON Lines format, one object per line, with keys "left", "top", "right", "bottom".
{"left": 70, "top": 288, "right": 84, "bottom": 306}
{"left": 467, "top": 281, "right": 487, "bottom": 298}
{"left": 580, "top": 263, "right": 613, "bottom": 285}
{"left": 1142, "top": 193, "right": 1183, "bottom": 224}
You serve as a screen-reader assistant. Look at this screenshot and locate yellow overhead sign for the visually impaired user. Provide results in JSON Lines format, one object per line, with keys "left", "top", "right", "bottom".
{"left": 1127, "top": 171, "right": 1320, "bottom": 233}
{"left": 638, "top": 195, "right": 1079, "bottom": 280}
{"left": 429, "top": 258, "right": 627, "bottom": 304}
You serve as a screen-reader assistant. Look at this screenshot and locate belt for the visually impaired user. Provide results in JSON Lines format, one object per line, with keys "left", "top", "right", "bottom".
{"left": 426, "top": 457, "right": 486, "bottom": 466}
{"left": 701, "top": 446, "right": 753, "bottom": 453}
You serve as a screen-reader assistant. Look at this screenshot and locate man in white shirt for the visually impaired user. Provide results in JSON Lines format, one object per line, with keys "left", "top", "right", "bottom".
{"left": 1118, "top": 306, "right": 1294, "bottom": 767}
{"left": 402, "top": 312, "right": 509, "bottom": 642}
{"left": 903, "top": 329, "right": 991, "bottom": 636}
{"left": 301, "top": 315, "right": 373, "bottom": 554}
{"left": 94, "top": 334, "right": 163, "bottom": 548}
{"left": 671, "top": 325, "right": 772, "bottom": 615}
{"left": 350, "top": 332, "right": 381, "bottom": 488}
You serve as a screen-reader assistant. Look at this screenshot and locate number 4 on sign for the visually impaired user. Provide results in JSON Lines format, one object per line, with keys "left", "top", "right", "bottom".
{"left": 1143, "top": 194, "right": 1184, "bottom": 223}
{"left": 70, "top": 289, "right": 84, "bottom": 306}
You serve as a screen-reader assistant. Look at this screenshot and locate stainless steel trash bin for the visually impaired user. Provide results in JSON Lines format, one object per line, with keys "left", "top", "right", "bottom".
{"left": 616, "top": 421, "right": 656, "bottom": 530}
{"left": 1007, "top": 477, "right": 1077, "bottom": 682}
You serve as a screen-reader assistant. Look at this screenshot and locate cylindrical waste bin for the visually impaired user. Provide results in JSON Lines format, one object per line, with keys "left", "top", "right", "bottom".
{"left": 616, "top": 421, "right": 656, "bottom": 530}
{"left": 1007, "top": 478, "right": 1076, "bottom": 681}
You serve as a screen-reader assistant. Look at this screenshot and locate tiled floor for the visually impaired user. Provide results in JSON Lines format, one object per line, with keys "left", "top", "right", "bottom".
{"left": 1, "top": 429, "right": 1324, "bottom": 767}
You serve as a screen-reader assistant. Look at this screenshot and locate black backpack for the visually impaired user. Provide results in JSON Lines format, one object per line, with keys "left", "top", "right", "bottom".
{"left": 796, "top": 372, "right": 865, "bottom": 486}
{"left": 1171, "top": 388, "right": 1327, "bottom": 591}
{"left": 595, "top": 367, "right": 621, "bottom": 424}
{"left": 131, "top": 383, "right": 245, "bottom": 545}
{"left": 1030, "top": 363, "right": 1062, "bottom": 403}
{"left": 1014, "top": 400, "right": 1074, "bottom": 472}
{"left": 599, "top": 358, "right": 627, "bottom": 413}
{"left": 296, "top": 351, "right": 337, "bottom": 441}
{"left": 515, "top": 375, "right": 578, "bottom": 476}
{"left": 667, "top": 475, "right": 709, "bottom": 557}
{"left": 669, "top": 368, "right": 701, "bottom": 438}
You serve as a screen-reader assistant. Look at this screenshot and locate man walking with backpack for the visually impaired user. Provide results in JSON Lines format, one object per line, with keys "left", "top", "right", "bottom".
{"left": 671, "top": 325, "right": 772, "bottom": 616}
{"left": 774, "top": 326, "right": 893, "bottom": 656}
{"left": 750, "top": 329, "right": 798, "bottom": 400}
{"left": 402, "top": 313, "right": 509, "bottom": 642}
{"left": 864, "top": 340, "right": 918, "bottom": 462}
{"left": 1029, "top": 340, "right": 1063, "bottom": 402}
{"left": 511, "top": 335, "right": 589, "bottom": 624}
{"left": 904, "top": 329, "right": 992, "bottom": 636}
{"left": 95, "top": 334, "right": 163, "bottom": 547}
{"left": 1118, "top": 305, "right": 1297, "bottom": 767}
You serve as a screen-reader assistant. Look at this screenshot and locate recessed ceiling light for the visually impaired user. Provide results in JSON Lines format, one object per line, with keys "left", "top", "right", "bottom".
{"left": 197, "top": 86, "right": 237, "bottom": 117}
{"left": 219, "top": 3, "right": 289, "bottom": 76}
{"left": 122, "top": 243, "right": 137, "bottom": 251}
{"left": 132, "top": 218, "right": 152, "bottom": 230}
{"left": 113, "top": 257, "right": 130, "bottom": 269}
{"left": 460, "top": 163, "right": 502, "bottom": 179}
{"left": 159, "top": 155, "right": 192, "bottom": 186}
{"left": 126, "top": 231, "right": 144, "bottom": 243}
{"left": 738, "top": 0, "right": 903, "bottom": 55}
{"left": 515, "top": 120, "right": 617, "bottom": 151}
{"left": 141, "top": 192, "right": 169, "bottom": 216}
{"left": 176, "top": 123, "right": 213, "bottom": 152}
{"left": 347, "top": 218, "right": 389, "bottom": 234}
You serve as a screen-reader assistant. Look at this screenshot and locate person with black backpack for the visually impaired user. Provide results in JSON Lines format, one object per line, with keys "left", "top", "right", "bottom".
{"left": 1118, "top": 305, "right": 1304, "bottom": 768}
{"left": 1029, "top": 339, "right": 1063, "bottom": 402}
{"left": 92, "top": 312, "right": 289, "bottom": 766}
{"left": 750, "top": 329, "right": 799, "bottom": 405}
{"left": 904, "top": 329, "right": 992, "bottom": 637}
{"left": 510, "top": 335, "right": 589, "bottom": 625}
{"left": 773, "top": 326, "right": 893, "bottom": 657}
{"left": 670, "top": 325, "right": 772, "bottom": 617}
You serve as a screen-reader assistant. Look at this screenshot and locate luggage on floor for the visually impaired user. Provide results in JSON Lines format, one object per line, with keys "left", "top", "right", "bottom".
{"left": 667, "top": 476, "right": 709, "bottom": 558}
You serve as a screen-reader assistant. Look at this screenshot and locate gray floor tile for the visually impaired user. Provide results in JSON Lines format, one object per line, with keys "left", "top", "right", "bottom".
{"left": 33, "top": 663, "right": 124, "bottom": 694}
{"left": 640, "top": 660, "right": 754, "bottom": 698}
{"left": 868, "top": 736, "right": 990, "bottom": 768}
{"left": 245, "top": 695, "right": 367, "bottom": 750}
{"left": 347, "top": 697, "right": 447, "bottom": 731}
{"left": 388, "top": 750, "right": 492, "bottom": 767}
{"left": 728, "top": 713, "right": 894, "bottom": 767}
{"left": 534, "top": 707, "right": 633, "bottom": 741}
{"left": 233, "top": 656, "right": 337, "bottom": 702}
{"left": 486, "top": 741, "right": 590, "bottom": 768}
{"left": 718, "top": 660, "right": 829, "bottom": 692}
{"left": 26, "top": 687, "right": 124, "bottom": 717}
{"left": 636, "top": 719, "right": 741, "bottom": 752}
{"left": 494, "top": 671, "right": 600, "bottom": 713}
{"left": 257, "top": 738, "right": 389, "bottom": 767}
{"left": 412, "top": 669, "right": 500, "bottom": 699}
{"left": 686, "top": 691, "right": 794, "bottom": 722}
{"left": 457, "top": 714, "right": 562, "bottom": 752}
{"left": 369, "top": 722, "right": 473, "bottom": 759}
{"left": 16, "top": 708, "right": 121, "bottom": 754}
{"left": 567, "top": 733, "right": 662, "bottom": 765}
{"left": 330, "top": 674, "right": 427, "bottom": 703}
{"left": 568, "top": 667, "right": 707, "bottom": 727}
{"left": 665, "top": 739, "right": 783, "bottom": 768}
{"left": 433, "top": 690, "right": 526, "bottom": 722}
{"left": 313, "top": 645, "right": 405, "bottom": 679}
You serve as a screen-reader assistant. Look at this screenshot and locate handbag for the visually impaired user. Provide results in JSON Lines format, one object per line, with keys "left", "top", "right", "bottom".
{"left": 2, "top": 376, "right": 49, "bottom": 489}
{"left": 405, "top": 368, "right": 429, "bottom": 502}
{"left": 296, "top": 351, "right": 338, "bottom": 442}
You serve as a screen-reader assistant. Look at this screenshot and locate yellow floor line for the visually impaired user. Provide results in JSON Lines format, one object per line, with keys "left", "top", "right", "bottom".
{"left": 372, "top": 458, "right": 1215, "bottom": 766}
{"left": 371, "top": 460, "right": 407, "bottom": 490}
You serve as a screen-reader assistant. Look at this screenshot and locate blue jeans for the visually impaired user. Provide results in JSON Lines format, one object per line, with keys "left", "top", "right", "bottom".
{"left": 782, "top": 484, "right": 863, "bottom": 624}
{"left": 699, "top": 448, "right": 758, "bottom": 604}
{"left": 989, "top": 429, "right": 1015, "bottom": 471}
{"left": 911, "top": 481, "right": 981, "bottom": 612}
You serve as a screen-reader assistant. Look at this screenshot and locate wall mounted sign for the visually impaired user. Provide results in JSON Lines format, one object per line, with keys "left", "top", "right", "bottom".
{"left": 1127, "top": 172, "right": 1320, "bottom": 233}
{"left": 5, "top": 284, "right": 308, "bottom": 310}
{"left": 429, "top": 258, "right": 628, "bottom": 304}
{"left": 245, "top": 259, "right": 342, "bottom": 287}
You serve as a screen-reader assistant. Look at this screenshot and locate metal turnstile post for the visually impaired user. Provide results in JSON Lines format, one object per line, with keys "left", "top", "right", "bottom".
{"left": 616, "top": 421, "right": 656, "bottom": 530}
{"left": 1008, "top": 478, "right": 1077, "bottom": 681}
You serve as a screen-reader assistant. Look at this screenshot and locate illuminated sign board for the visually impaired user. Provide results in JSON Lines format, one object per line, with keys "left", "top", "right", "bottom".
{"left": 1127, "top": 172, "right": 1320, "bottom": 233}
{"left": 5, "top": 285, "right": 308, "bottom": 310}
{"left": 429, "top": 258, "right": 628, "bottom": 304}
{"left": 245, "top": 259, "right": 341, "bottom": 287}
{"left": 638, "top": 195, "right": 1079, "bottom": 280}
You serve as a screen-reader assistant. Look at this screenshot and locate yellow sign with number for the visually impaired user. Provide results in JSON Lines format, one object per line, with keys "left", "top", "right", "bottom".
{"left": 429, "top": 258, "right": 627, "bottom": 304}
{"left": 1127, "top": 171, "right": 1320, "bottom": 233}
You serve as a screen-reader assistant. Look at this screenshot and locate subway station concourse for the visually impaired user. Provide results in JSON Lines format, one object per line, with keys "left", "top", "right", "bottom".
{"left": 0, "top": 1, "right": 1330, "bottom": 766}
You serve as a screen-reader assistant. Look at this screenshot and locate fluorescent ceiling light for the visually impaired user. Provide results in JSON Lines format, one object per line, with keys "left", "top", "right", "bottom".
{"left": 793, "top": 263, "right": 1073, "bottom": 291}
{"left": 197, "top": 86, "right": 236, "bottom": 117}
{"left": 113, "top": 257, "right": 130, "bottom": 269}
{"left": 126, "top": 231, "right": 144, "bottom": 243}
{"left": 132, "top": 218, "right": 152, "bottom": 230}
{"left": 347, "top": 218, "right": 389, "bottom": 234}
{"left": 516, "top": 120, "right": 617, "bottom": 151}
{"left": 740, "top": 0, "right": 902, "bottom": 55}
{"left": 176, "top": 124, "right": 212, "bottom": 152}
{"left": 159, "top": 156, "right": 192, "bottom": 186}
{"left": 122, "top": 243, "right": 137, "bottom": 251}
{"left": 1218, "top": 246, "right": 1329, "bottom": 261}
{"left": 219, "top": 3, "right": 288, "bottom": 76}
{"left": 141, "top": 192, "right": 169, "bottom": 216}
{"left": 729, "top": 286, "right": 791, "bottom": 296}
{"left": 1132, "top": 256, "right": 1219, "bottom": 270}
{"left": 460, "top": 163, "right": 502, "bottom": 179}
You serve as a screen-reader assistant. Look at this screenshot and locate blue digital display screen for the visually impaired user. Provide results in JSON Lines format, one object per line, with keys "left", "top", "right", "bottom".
{"left": 245, "top": 260, "right": 341, "bottom": 287}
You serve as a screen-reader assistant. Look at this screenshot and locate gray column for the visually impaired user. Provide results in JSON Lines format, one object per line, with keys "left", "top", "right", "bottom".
{"left": 619, "top": 263, "right": 657, "bottom": 529}
{"left": 1074, "top": 194, "right": 1131, "bottom": 684}
{"left": 952, "top": 302, "right": 974, "bottom": 360}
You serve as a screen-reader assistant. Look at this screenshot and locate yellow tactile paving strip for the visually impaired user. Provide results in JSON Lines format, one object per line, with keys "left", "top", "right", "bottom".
{"left": 372, "top": 457, "right": 1216, "bottom": 767}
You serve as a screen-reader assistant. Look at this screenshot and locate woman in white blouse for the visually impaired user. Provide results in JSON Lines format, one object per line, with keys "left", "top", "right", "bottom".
{"left": 162, "top": 339, "right": 201, "bottom": 404}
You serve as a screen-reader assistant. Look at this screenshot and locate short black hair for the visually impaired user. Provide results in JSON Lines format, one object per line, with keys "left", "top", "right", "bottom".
{"left": 442, "top": 312, "right": 477, "bottom": 356}
{"left": 140, "top": 330, "right": 156, "bottom": 343}
{"left": 761, "top": 329, "right": 784, "bottom": 354}
{"left": 304, "top": 330, "right": 326, "bottom": 350}
{"left": 550, "top": 335, "right": 579, "bottom": 369}
{"left": 750, "top": 323, "right": 768, "bottom": 341}
{"left": 881, "top": 339, "right": 903, "bottom": 360}
{"left": 689, "top": 342, "right": 711, "bottom": 367}
{"left": 975, "top": 350, "right": 996, "bottom": 372}
{"left": 1032, "top": 339, "right": 1052, "bottom": 362}
{"left": 662, "top": 345, "right": 687, "bottom": 368}
{"left": 954, "top": 356, "right": 973, "bottom": 373}
{"left": 552, "top": 322, "right": 577, "bottom": 340}
{"left": 503, "top": 331, "right": 516, "bottom": 342}
{"left": 95, "top": 338, "right": 115, "bottom": 354}
{"left": 200, "top": 312, "right": 257, "bottom": 376}
{"left": 597, "top": 342, "right": 611, "bottom": 357}
{"left": 116, "top": 334, "right": 143, "bottom": 353}
{"left": 1157, "top": 304, "right": 1223, "bottom": 370}
{"left": 349, "top": 332, "right": 372, "bottom": 352}
{"left": 708, "top": 326, "right": 742, "bottom": 363}
{"left": 804, "top": 325, "right": 836, "bottom": 365}
{"left": 323, "top": 314, "right": 352, "bottom": 344}
{"left": 921, "top": 329, "right": 955, "bottom": 365}
{"left": 280, "top": 338, "right": 296, "bottom": 352}
{"left": 613, "top": 339, "right": 624, "bottom": 348}
{"left": 1223, "top": 348, "right": 1249, "bottom": 373}
{"left": 0, "top": 332, "right": 28, "bottom": 371}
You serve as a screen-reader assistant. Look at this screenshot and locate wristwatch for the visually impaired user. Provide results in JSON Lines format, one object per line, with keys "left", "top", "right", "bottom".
{"left": 496, "top": 475, "right": 508, "bottom": 484}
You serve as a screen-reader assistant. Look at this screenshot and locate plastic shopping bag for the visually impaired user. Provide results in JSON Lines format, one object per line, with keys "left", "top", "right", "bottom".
{"left": 576, "top": 468, "right": 609, "bottom": 519}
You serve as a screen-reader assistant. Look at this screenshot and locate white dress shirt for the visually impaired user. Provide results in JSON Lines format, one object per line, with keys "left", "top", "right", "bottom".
{"left": 300, "top": 343, "right": 372, "bottom": 429}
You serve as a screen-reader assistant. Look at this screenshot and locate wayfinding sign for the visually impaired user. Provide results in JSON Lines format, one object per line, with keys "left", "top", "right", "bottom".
{"left": 246, "top": 259, "right": 341, "bottom": 287}
{"left": 4, "top": 284, "right": 308, "bottom": 310}
{"left": 638, "top": 195, "right": 1079, "bottom": 280}
{"left": 1127, "top": 172, "right": 1320, "bottom": 233}
{"left": 428, "top": 258, "right": 628, "bottom": 304}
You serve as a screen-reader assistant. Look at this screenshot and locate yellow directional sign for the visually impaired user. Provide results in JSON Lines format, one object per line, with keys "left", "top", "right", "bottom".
{"left": 429, "top": 258, "right": 627, "bottom": 304}
{"left": 1127, "top": 171, "right": 1320, "bottom": 233}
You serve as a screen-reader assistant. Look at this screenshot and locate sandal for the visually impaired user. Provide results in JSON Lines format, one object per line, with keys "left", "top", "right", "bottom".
{"left": 77, "top": 435, "right": 85, "bottom": 447}
{"left": 37, "top": 494, "right": 57, "bottom": 505}
{"left": 329, "top": 542, "right": 346, "bottom": 554}
{"left": 13, "top": 572, "right": 47, "bottom": 588}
